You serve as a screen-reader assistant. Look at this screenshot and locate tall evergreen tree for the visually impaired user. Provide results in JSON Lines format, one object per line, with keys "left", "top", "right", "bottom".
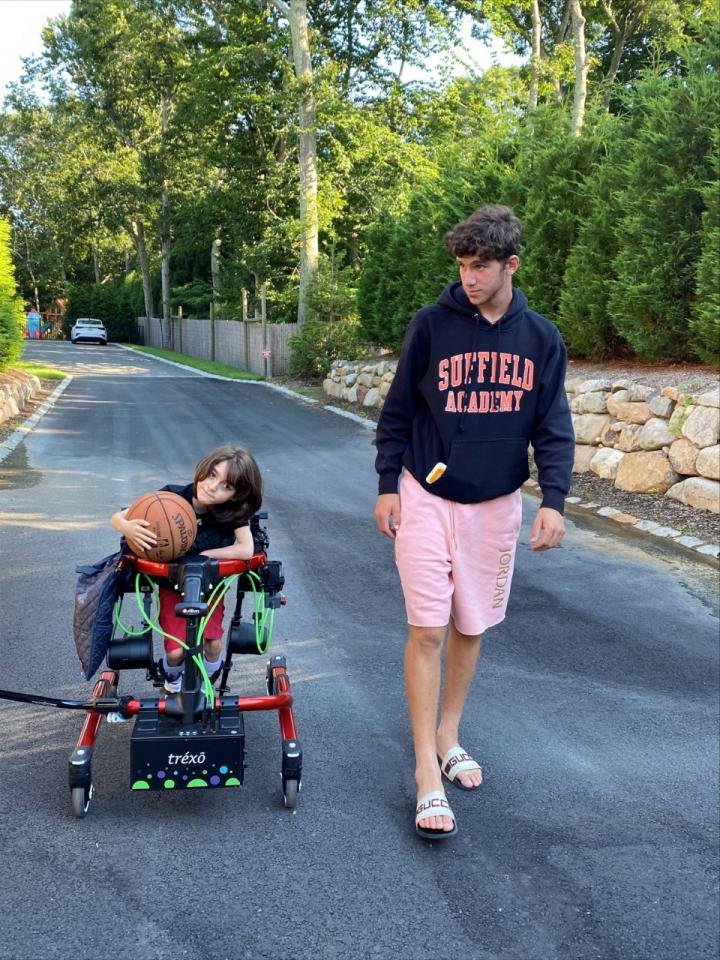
{"left": 606, "top": 37, "right": 719, "bottom": 359}
{"left": 691, "top": 130, "right": 720, "bottom": 365}
{"left": 0, "top": 218, "right": 25, "bottom": 369}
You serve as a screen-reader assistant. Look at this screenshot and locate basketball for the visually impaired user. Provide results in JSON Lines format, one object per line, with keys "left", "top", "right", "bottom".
{"left": 125, "top": 491, "right": 197, "bottom": 562}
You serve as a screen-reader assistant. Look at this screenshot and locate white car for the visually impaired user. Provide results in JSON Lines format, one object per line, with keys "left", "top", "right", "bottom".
{"left": 70, "top": 318, "right": 107, "bottom": 345}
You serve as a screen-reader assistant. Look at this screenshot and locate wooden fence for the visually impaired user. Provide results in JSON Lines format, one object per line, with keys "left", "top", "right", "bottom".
{"left": 136, "top": 315, "right": 295, "bottom": 377}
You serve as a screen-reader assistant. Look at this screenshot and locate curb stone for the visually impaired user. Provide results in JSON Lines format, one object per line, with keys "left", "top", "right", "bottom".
{"left": 0, "top": 376, "right": 73, "bottom": 464}
{"left": 523, "top": 479, "right": 719, "bottom": 566}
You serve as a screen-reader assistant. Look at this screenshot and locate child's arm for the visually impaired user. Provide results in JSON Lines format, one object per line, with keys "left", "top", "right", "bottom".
{"left": 110, "top": 508, "right": 158, "bottom": 553}
{"left": 199, "top": 524, "right": 254, "bottom": 560}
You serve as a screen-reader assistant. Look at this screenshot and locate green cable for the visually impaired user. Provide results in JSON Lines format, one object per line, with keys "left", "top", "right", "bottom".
{"left": 133, "top": 573, "right": 215, "bottom": 707}
{"left": 124, "top": 566, "right": 279, "bottom": 703}
{"left": 112, "top": 597, "right": 148, "bottom": 637}
{"left": 198, "top": 574, "right": 238, "bottom": 639}
{"left": 245, "top": 570, "right": 274, "bottom": 654}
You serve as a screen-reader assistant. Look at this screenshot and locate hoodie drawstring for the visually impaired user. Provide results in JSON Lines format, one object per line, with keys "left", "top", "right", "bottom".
{"left": 457, "top": 312, "right": 504, "bottom": 433}
{"left": 458, "top": 314, "right": 481, "bottom": 434}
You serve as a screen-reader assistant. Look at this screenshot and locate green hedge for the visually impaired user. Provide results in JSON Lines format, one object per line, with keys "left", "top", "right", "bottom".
{"left": 0, "top": 218, "right": 25, "bottom": 370}
{"left": 66, "top": 276, "right": 145, "bottom": 342}
{"left": 358, "top": 142, "right": 514, "bottom": 350}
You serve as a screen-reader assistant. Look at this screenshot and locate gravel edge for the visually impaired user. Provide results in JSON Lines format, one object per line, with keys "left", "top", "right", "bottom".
{"left": 522, "top": 480, "right": 719, "bottom": 566}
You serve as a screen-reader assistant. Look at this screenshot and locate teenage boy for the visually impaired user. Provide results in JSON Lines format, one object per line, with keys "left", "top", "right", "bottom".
{"left": 374, "top": 205, "right": 574, "bottom": 841}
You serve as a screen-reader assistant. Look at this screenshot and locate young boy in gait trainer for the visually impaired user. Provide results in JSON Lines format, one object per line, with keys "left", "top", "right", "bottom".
{"left": 111, "top": 444, "right": 262, "bottom": 692}
{"left": 374, "top": 205, "right": 574, "bottom": 840}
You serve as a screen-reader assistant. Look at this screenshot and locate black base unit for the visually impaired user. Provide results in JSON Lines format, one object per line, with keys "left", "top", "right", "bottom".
{"left": 130, "top": 704, "right": 245, "bottom": 792}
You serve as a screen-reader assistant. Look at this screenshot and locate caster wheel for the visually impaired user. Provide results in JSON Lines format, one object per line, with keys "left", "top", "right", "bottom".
{"left": 71, "top": 784, "right": 93, "bottom": 818}
{"left": 283, "top": 778, "right": 299, "bottom": 809}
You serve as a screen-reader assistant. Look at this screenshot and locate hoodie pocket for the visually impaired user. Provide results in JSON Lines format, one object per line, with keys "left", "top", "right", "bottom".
{"left": 432, "top": 437, "right": 530, "bottom": 503}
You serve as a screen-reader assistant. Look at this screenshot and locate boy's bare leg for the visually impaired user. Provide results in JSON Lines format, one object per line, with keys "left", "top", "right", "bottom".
{"left": 405, "top": 624, "right": 454, "bottom": 832}
{"left": 436, "top": 620, "right": 483, "bottom": 788}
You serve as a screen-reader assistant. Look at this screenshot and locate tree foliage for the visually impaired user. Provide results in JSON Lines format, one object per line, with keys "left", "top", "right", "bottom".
{"left": 0, "top": 218, "right": 25, "bottom": 369}
{"left": 0, "top": 0, "right": 716, "bottom": 369}
{"left": 606, "top": 35, "right": 719, "bottom": 360}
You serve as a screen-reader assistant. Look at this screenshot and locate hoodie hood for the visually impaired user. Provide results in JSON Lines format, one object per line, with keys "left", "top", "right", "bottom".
{"left": 438, "top": 282, "right": 528, "bottom": 330}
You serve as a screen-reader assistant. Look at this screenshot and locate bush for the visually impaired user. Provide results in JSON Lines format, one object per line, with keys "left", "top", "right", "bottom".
{"left": 690, "top": 134, "right": 720, "bottom": 365}
{"left": 0, "top": 218, "right": 25, "bottom": 370}
{"left": 288, "top": 314, "right": 369, "bottom": 379}
{"left": 289, "top": 257, "right": 370, "bottom": 378}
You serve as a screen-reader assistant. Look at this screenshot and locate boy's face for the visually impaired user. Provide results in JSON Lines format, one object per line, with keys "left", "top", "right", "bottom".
{"left": 195, "top": 459, "right": 237, "bottom": 507}
{"left": 456, "top": 253, "right": 519, "bottom": 308}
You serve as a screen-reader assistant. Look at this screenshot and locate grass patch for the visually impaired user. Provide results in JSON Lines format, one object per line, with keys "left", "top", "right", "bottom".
{"left": 14, "top": 360, "right": 66, "bottom": 381}
{"left": 123, "top": 344, "right": 263, "bottom": 381}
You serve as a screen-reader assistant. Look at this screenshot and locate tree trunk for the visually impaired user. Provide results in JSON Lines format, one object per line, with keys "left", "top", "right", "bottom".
{"left": 50, "top": 235, "right": 67, "bottom": 283}
{"left": 91, "top": 244, "right": 101, "bottom": 285}
{"left": 160, "top": 95, "right": 173, "bottom": 347}
{"left": 601, "top": 21, "right": 629, "bottom": 111}
{"left": 129, "top": 219, "right": 155, "bottom": 321}
{"left": 23, "top": 232, "right": 40, "bottom": 310}
{"left": 271, "top": 0, "right": 319, "bottom": 325}
{"left": 570, "top": 0, "right": 589, "bottom": 136}
{"left": 211, "top": 234, "right": 222, "bottom": 305}
{"left": 528, "top": 0, "right": 542, "bottom": 113}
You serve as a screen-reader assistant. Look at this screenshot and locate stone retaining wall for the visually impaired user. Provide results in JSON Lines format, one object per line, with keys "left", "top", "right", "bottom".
{"left": 567, "top": 378, "right": 719, "bottom": 513}
{"left": 324, "top": 360, "right": 720, "bottom": 514}
{"left": 0, "top": 370, "right": 41, "bottom": 426}
{"left": 324, "top": 359, "right": 397, "bottom": 409}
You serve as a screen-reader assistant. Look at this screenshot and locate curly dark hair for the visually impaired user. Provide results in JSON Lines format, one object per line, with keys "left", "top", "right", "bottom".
{"left": 194, "top": 443, "right": 262, "bottom": 526}
{"left": 444, "top": 205, "right": 521, "bottom": 261}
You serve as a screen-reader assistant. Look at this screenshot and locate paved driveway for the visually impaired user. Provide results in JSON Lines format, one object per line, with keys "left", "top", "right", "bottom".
{"left": 0, "top": 341, "right": 717, "bottom": 960}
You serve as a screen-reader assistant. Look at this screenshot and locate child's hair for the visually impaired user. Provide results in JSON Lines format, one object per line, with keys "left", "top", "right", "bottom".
{"left": 194, "top": 443, "right": 262, "bottom": 526}
{"left": 444, "top": 205, "right": 521, "bottom": 261}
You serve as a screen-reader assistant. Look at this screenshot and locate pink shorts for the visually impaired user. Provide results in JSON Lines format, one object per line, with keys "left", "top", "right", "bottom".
{"left": 395, "top": 471, "right": 522, "bottom": 636}
{"left": 158, "top": 586, "right": 225, "bottom": 654}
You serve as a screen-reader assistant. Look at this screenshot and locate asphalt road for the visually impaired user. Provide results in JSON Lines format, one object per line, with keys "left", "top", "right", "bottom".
{"left": 0, "top": 341, "right": 717, "bottom": 960}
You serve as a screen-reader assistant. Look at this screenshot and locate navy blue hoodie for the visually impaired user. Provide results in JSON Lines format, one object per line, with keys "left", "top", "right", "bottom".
{"left": 375, "top": 283, "right": 574, "bottom": 513}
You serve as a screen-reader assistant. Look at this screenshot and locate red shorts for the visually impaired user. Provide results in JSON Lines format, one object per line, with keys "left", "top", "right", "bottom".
{"left": 158, "top": 585, "right": 225, "bottom": 653}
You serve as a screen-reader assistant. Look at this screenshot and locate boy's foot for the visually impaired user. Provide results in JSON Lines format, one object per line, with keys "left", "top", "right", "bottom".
{"left": 164, "top": 674, "right": 183, "bottom": 694}
{"left": 415, "top": 790, "right": 457, "bottom": 841}
{"left": 437, "top": 744, "right": 483, "bottom": 791}
{"left": 415, "top": 768, "right": 456, "bottom": 835}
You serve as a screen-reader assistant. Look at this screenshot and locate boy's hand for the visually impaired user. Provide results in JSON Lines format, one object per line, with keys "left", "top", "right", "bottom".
{"left": 375, "top": 494, "right": 401, "bottom": 539}
{"left": 122, "top": 518, "right": 157, "bottom": 553}
{"left": 530, "top": 507, "right": 565, "bottom": 551}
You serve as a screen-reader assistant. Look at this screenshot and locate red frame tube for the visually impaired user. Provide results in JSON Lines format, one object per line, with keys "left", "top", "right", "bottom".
{"left": 119, "top": 691, "right": 293, "bottom": 716}
{"left": 131, "top": 553, "right": 267, "bottom": 579}
{"left": 77, "top": 669, "right": 117, "bottom": 748}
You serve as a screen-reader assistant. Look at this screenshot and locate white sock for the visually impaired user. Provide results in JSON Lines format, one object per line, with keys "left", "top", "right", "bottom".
{"left": 203, "top": 657, "right": 223, "bottom": 675}
{"left": 163, "top": 654, "right": 183, "bottom": 679}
